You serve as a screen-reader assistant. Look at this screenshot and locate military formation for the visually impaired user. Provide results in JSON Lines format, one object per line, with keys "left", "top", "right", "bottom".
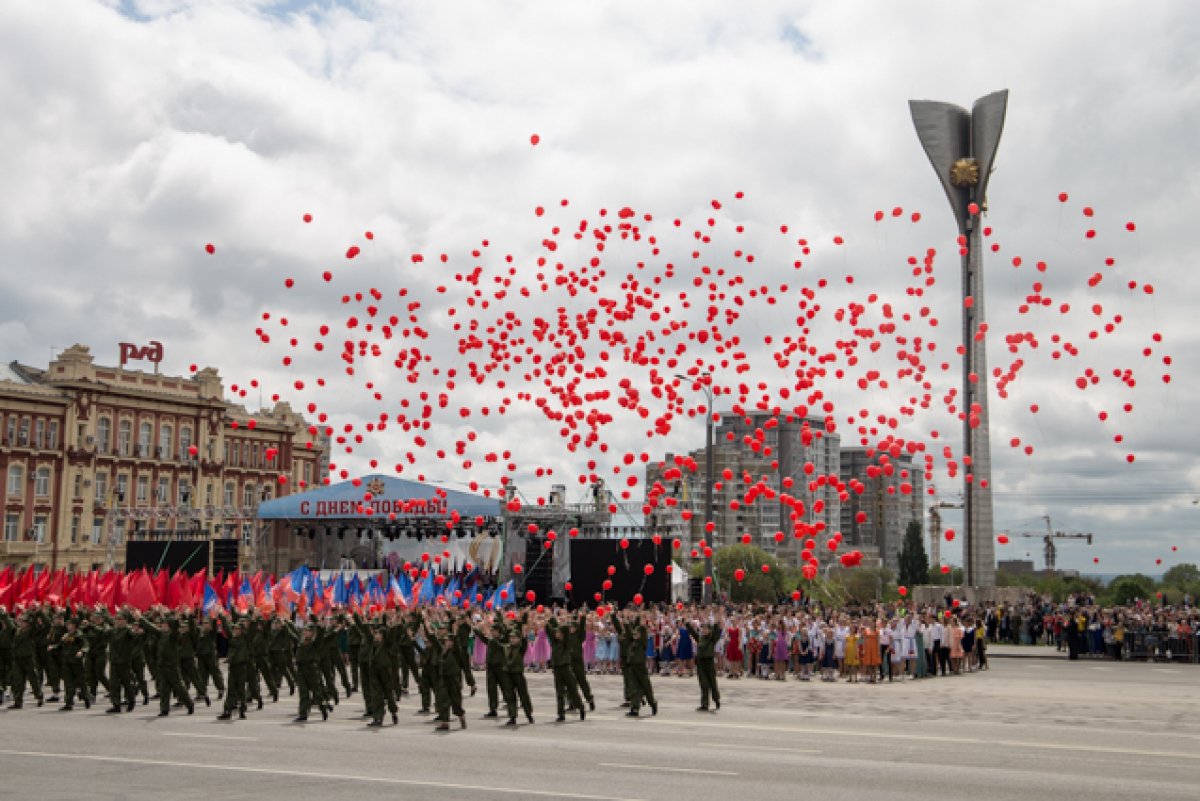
{"left": 0, "top": 603, "right": 723, "bottom": 728}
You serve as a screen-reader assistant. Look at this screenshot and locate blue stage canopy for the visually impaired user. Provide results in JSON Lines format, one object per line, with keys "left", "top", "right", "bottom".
{"left": 258, "top": 474, "right": 500, "bottom": 521}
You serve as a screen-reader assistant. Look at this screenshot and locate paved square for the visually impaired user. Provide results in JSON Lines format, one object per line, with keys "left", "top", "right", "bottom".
{"left": 1, "top": 652, "right": 1197, "bottom": 801}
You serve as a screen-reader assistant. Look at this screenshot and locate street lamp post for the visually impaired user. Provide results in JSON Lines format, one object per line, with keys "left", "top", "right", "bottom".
{"left": 677, "top": 372, "right": 715, "bottom": 602}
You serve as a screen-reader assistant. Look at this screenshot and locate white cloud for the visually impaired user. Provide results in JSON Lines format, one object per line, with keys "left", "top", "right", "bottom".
{"left": 1, "top": 0, "right": 1197, "bottom": 574}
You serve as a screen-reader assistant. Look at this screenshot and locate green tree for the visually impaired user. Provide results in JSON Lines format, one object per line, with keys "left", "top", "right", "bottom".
{"left": 898, "top": 521, "right": 929, "bottom": 586}
{"left": 1161, "top": 563, "right": 1200, "bottom": 590}
{"left": 1106, "top": 574, "right": 1157, "bottom": 606}
{"left": 712, "top": 544, "right": 788, "bottom": 603}
{"left": 829, "top": 566, "right": 898, "bottom": 604}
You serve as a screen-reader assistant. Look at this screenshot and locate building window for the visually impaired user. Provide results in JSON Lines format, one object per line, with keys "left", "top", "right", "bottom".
{"left": 114, "top": 519, "right": 125, "bottom": 545}
{"left": 3, "top": 514, "right": 19, "bottom": 542}
{"left": 92, "top": 517, "right": 104, "bottom": 544}
{"left": 205, "top": 483, "right": 214, "bottom": 507}
{"left": 223, "top": 482, "right": 235, "bottom": 507}
{"left": 158, "top": 423, "right": 173, "bottom": 458}
{"left": 47, "top": 421, "right": 59, "bottom": 450}
{"left": 4, "top": 415, "right": 13, "bottom": 445}
{"left": 33, "top": 515, "right": 47, "bottom": 543}
{"left": 157, "top": 477, "right": 170, "bottom": 504}
{"left": 73, "top": 473, "right": 82, "bottom": 499}
{"left": 180, "top": 425, "right": 192, "bottom": 458}
{"left": 117, "top": 420, "right": 132, "bottom": 456}
{"left": 18, "top": 417, "right": 30, "bottom": 446}
{"left": 136, "top": 475, "right": 149, "bottom": 503}
{"left": 35, "top": 419, "right": 45, "bottom": 449}
{"left": 70, "top": 516, "right": 80, "bottom": 544}
{"left": 138, "top": 421, "right": 153, "bottom": 457}
{"left": 252, "top": 443, "right": 260, "bottom": 469}
{"left": 243, "top": 483, "right": 256, "bottom": 507}
{"left": 116, "top": 473, "right": 129, "bottom": 503}
{"left": 6, "top": 464, "right": 23, "bottom": 495}
{"left": 178, "top": 478, "right": 191, "bottom": 505}
{"left": 97, "top": 417, "right": 111, "bottom": 453}
{"left": 95, "top": 471, "right": 108, "bottom": 503}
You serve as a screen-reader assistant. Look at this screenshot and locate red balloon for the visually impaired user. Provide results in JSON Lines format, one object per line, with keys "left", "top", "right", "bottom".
{"left": 525, "top": 590, "right": 536, "bottom": 602}
{"left": 734, "top": 568, "right": 746, "bottom": 582}
{"left": 940, "top": 565, "right": 951, "bottom": 574}
{"left": 619, "top": 538, "right": 630, "bottom": 550}
{"left": 898, "top": 585, "right": 908, "bottom": 596}
{"left": 944, "top": 529, "right": 956, "bottom": 542}
{"left": 602, "top": 579, "right": 613, "bottom": 591}
{"left": 513, "top": 564, "right": 523, "bottom": 574}
{"left": 633, "top": 593, "right": 644, "bottom": 605}
{"left": 204, "top": 243, "right": 215, "bottom": 254}
{"left": 530, "top": 133, "right": 540, "bottom": 146}
{"left": 643, "top": 564, "right": 655, "bottom": 576}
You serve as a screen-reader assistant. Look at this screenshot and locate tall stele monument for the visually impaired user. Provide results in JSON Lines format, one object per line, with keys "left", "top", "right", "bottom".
{"left": 909, "top": 90, "right": 1008, "bottom": 587}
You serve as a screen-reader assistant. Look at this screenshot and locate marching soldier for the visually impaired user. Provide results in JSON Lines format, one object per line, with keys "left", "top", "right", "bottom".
{"left": 268, "top": 617, "right": 298, "bottom": 697}
{"left": 195, "top": 615, "right": 224, "bottom": 703}
{"left": 105, "top": 613, "right": 136, "bottom": 714}
{"left": 154, "top": 615, "right": 195, "bottom": 716}
{"left": 566, "top": 610, "right": 595, "bottom": 712}
{"left": 613, "top": 611, "right": 656, "bottom": 717}
{"left": 217, "top": 618, "right": 249, "bottom": 720}
{"left": 55, "top": 618, "right": 90, "bottom": 711}
{"left": 293, "top": 625, "right": 328, "bottom": 722}
{"left": 8, "top": 614, "right": 44, "bottom": 708}
{"left": 686, "top": 618, "right": 721, "bottom": 711}
{"left": 547, "top": 616, "right": 585, "bottom": 723}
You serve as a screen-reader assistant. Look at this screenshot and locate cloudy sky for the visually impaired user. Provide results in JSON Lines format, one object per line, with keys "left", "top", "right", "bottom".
{"left": 2, "top": 0, "right": 1197, "bottom": 575}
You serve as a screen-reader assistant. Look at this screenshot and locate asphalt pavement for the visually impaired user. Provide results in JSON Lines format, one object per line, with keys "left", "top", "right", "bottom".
{"left": 1, "top": 657, "right": 1197, "bottom": 801}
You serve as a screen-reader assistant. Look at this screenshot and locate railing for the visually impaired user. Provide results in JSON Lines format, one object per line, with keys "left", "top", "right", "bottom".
{"left": 1122, "top": 630, "right": 1199, "bottom": 664}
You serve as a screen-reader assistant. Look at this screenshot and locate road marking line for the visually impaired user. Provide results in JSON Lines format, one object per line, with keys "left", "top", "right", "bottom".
{"left": 162, "top": 732, "right": 257, "bottom": 742}
{"left": 636, "top": 720, "right": 1200, "bottom": 760}
{"left": 697, "top": 742, "right": 822, "bottom": 755}
{"left": 0, "top": 750, "right": 646, "bottom": 801}
{"left": 600, "top": 762, "right": 738, "bottom": 776}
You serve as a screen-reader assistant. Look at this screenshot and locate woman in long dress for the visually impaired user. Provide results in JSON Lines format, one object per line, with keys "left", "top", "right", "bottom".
{"left": 725, "top": 622, "right": 743, "bottom": 679}
{"left": 861, "top": 620, "right": 881, "bottom": 684}
{"left": 949, "top": 618, "right": 965, "bottom": 674}
{"left": 844, "top": 624, "right": 861, "bottom": 683}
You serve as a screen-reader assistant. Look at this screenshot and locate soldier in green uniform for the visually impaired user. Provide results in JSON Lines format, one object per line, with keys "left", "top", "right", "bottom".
{"left": 613, "top": 611, "right": 657, "bottom": 717}
{"left": 361, "top": 619, "right": 399, "bottom": 727}
{"left": 83, "top": 609, "right": 111, "bottom": 701}
{"left": 8, "top": 613, "right": 44, "bottom": 708}
{"left": 394, "top": 611, "right": 419, "bottom": 696}
{"left": 566, "top": 610, "right": 595, "bottom": 712}
{"left": 129, "top": 618, "right": 151, "bottom": 706}
{"left": 686, "top": 619, "right": 721, "bottom": 711}
{"left": 454, "top": 616, "right": 477, "bottom": 698}
{"left": 415, "top": 612, "right": 436, "bottom": 715}
{"left": 36, "top": 609, "right": 64, "bottom": 703}
{"left": 476, "top": 614, "right": 507, "bottom": 718}
{"left": 292, "top": 625, "right": 328, "bottom": 722}
{"left": 0, "top": 609, "right": 14, "bottom": 704}
{"left": 154, "top": 615, "right": 195, "bottom": 716}
{"left": 217, "top": 617, "right": 249, "bottom": 720}
{"left": 312, "top": 617, "right": 340, "bottom": 707}
{"left": 54, "top": 619, "right": 90, "bottom": 710}
{"left": 195, "top": 615, "right": 224, "bottom": 702}
{"left": 502, "top": 625, "right": 534, "bottom": 726}
{"left": 249, "top": 615, "right": 276, "bottom": 704}
{"left": 105, "top": 613, "right": 137, "bottom": 713}
{"left": 547, "top": 617, "right": 586, "bottom": 722}
{"left": 177, "top": 612, "right": 204, "bottom": 704}
{"left": 423, "top": 619, "right": 466, "bottom": 731}
{"left": 268, "top": 617, "right": 298, "bottom": 697}
{"left": 346, "top": 614, "right": 363, "bottom": 695}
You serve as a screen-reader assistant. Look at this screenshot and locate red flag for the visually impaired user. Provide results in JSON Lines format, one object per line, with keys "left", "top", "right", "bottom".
{"left": 0, "top": 582, "right": 13, "bottom": 611}
{"left": 125, "top": 570, "right": 158, "bottom": 612}
{"left": 151, "top": 570, "right": 169, "bottom": 604}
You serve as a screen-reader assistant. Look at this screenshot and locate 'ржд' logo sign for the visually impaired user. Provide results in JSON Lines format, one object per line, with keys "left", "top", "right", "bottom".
{"left": 119, "top": 340, "right": 163, "bottom": 368}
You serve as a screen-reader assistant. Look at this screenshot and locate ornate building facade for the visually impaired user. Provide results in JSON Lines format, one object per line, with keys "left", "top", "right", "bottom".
{"left": 0, "top": 345, "right": 328, "bottom": 573}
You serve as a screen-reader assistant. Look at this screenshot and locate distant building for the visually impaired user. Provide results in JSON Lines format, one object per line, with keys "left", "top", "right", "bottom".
{"left": 997, "top": 559, "right": 1036, "bottom": 576}
{"left": 838, "top": 447, "right": 924, "bottom": 572}
{"left": 0, "top": 344, "right": 328, "bottom": 573}
{"left": 645, "top": 411, "right": 841, "bottom": 566}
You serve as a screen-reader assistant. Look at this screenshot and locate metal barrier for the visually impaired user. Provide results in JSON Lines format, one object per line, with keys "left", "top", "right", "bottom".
{"left": 1122, "top": 630, "right": 1199, "bottom": 663}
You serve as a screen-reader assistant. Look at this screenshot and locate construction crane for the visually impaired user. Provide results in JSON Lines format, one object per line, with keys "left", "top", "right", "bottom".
{"left": 1000, "top": 515, "right": 1093, "bottom": 571}
{"left": 928, "top": 499, "right": 963, "bottom": 567}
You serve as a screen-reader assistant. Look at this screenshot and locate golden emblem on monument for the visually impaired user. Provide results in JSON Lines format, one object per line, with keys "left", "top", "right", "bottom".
{"left": 949, "top": 157, "right": 980, "bottom": 187}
